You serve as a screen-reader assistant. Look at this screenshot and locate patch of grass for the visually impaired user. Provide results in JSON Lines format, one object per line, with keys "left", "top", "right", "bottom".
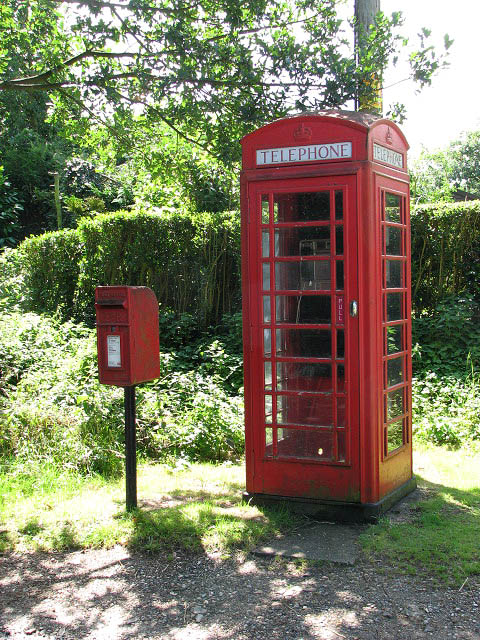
{"left": 0, "top": 461, "right": 295, "bottom": 555}
{"left": 361, "top": 444, "right": 480, "bottom": 585}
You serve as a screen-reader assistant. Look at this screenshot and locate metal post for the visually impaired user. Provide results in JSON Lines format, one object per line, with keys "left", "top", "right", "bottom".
{"left": 124, "top": 385, "right": 137, "bottom": 510}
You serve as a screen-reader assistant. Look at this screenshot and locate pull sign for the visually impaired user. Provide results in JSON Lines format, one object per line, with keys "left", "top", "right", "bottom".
{"left": 336, "top": 296, "right": 345, "bottom": 325}
{"left": 107, "top": 335, "right": 122, "bottom": 368}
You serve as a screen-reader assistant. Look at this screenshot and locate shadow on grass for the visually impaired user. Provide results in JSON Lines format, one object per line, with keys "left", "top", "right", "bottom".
{"left": 361, "top": 475, "right": 480, "bottom": 584}
{"left": 124, "top": 500, "right": 296, "bottom": 554}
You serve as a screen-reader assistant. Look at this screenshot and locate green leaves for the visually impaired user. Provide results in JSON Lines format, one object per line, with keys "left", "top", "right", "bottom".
{"left": 0, "top": 0, "right": 451, "bottom": 162}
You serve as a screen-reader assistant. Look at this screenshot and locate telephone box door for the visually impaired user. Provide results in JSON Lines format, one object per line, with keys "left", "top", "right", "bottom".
{"left": 245, "top": 175, "right": 360, "bottom": 502}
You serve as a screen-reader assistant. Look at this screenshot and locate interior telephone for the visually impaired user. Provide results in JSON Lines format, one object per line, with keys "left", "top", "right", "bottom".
{"left": 296, "top": 238, "right": 330, "bottom": 323}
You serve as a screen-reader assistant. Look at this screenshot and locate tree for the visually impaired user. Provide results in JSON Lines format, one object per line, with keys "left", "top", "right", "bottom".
{"left": 354, "top": 0, "right": 382, "bottom": 113}
{"left": 0, "top": 0, "right": 451, "bottom": 164}
{"left": 410, "top": 131, "right": 480, "bottom": 204}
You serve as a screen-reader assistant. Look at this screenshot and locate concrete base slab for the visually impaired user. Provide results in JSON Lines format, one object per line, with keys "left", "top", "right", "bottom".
{"left": 253, "top": 521, "right": 364, "bottom": 565}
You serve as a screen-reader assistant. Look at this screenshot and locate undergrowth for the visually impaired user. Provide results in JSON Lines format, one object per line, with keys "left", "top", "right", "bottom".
{"left": 0, "top": 309, "right": 244, "bottom": 476}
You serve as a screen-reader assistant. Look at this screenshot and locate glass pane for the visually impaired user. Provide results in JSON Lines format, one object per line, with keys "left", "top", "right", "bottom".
{"left": 264, "top": 329, "right": 271, "bottom": 357}
{"left": 386, "top": 388, "right": 404, "bottom": 421}
{"left": 385, "top": 226, "right": 402, "bottom": 255}
{"left": 274, "top": 227, "right": 330, "bottom": 257}
{"left": 336, "top": 261, "right": 344, "bottom": 290}
{"left": 337, "top": 431, "right": 346, "bottom": 462}
{"left": 386, "top": 325, "right": 403, "bottom": 354}
{"left": 273, "top": 200, "right": 279, "bottom": 223}
{"left": 337, "top": 396, "right": 346, "bottom": 428}
{"left": 276, "top": 328, "right": 331, "bottom": 358}
{"left": 277, "top": 394, "right": 333, "bottom": 427}
{"left": 262, "top": 230, "right": 270, "bottom": 257}
{"left": 265, "top": 428, "right": 273, "bottom": 457}
{"left": 274, "top": 191, "right": 330, "bottom": 222}
{"left": 275, "top": 261, "right": 330, "bottom": 291}
{"left": 387, "top": 357, "right": 403, "bottom": 388}
{"left": 277, "top": 362, "right": 332, "bottom": 392}
{"left": 277, "top": 428, "right": 333, "bottom": 460}
{"left": 386, "top": 260, "right": 403, "bottom": 288}
{"left": 335, "top": 226, "right": 344, "bottom": 255}
{"left": 335, "top": 190, "right": 343, "bottom": 220}
{"left": 337, "top": 364, "right": 345, "bottom": 392}
{"left": 385, "top": 193, "right": 401, "bottom": 223}
{"left": 263, "top": 296, "right": 271, "bottom": 323}
{"left": 265, "top": 395, "right": 272, "bottom": 424}
{"left": 264, "top": 362, "right": 272, "bottom": 390}
{"left": 386, "top": 293, "right": 403, "bottom": 321}
{"left": 262, "top": 263, "right": 270, "bottom": 291}
{"left": 387, "top": 420, "right": 404, "bottom": 454}
{"left": 337, "top": 329, "right": 345, "bottom": 359}
{"left": 276, "top": 295, "right": 331, "bottom": 324}
{"left": 261, "top": 195, "right": 269, "bottom": 223}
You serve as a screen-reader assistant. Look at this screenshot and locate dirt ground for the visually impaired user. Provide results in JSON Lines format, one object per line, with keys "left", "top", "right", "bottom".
{"left": 1, "top": 543, "right": 479, "bottom": 640}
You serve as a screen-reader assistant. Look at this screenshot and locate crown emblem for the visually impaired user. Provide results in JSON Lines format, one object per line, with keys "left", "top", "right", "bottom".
{"left": 386, "top": 127, "right": 393, "bottom": 145}
{"left": 294, "top": 123, "right": 312, "bottom": 142}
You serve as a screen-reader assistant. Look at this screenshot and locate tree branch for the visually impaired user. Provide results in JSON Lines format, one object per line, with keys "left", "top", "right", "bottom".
{"left": 58, "top": 88, "right": 130, "bottom": 145}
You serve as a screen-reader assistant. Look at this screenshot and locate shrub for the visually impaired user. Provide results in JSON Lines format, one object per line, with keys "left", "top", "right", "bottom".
{"left": 0, "top": 166, "right": 22, "bottom": 248}
{"left": 0, "top": 247, "right": 24, "bottom": 311}
{"left": 20, "top": 229, "right": 83, "bottom": 319}
{"left": 411, "top": 296, "right": 480, "bottom": 447}
{"left": 0, "top": 311, "right": 244, "bottom": 475}
{"left": 411, "top": 201, "right": 480, "bottom": 313}
{"left": 412, "top": 372, "right": 480, "bottom": 447}
{"left": 18, "top": 208, "right": 241, "bottom": 328}
{"left": 412, "top": 295, "right": 480, "bottom": 376}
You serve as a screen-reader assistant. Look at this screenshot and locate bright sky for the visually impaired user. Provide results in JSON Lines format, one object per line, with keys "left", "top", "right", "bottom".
{"left": 381, "top": 0, "right": 480, "bottom": 158}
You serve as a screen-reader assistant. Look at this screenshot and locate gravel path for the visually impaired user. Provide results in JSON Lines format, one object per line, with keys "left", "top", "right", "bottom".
{"left": 1, "top": 546, "right": 479, "bottom": 640}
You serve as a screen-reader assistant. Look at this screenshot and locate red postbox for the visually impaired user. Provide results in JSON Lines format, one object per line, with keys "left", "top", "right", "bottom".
{"left": 241, "top": 110, "right": 416, "bottom": 521}
{"left": 95, "top": 286, "right": 160, "bottom": 387}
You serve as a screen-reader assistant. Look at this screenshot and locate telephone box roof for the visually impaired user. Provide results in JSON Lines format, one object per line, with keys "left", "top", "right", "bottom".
{"left": 241, "top": 109, "right": 409, "bottom": 149}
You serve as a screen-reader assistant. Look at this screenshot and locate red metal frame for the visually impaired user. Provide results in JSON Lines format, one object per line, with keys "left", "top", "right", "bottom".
{"left": 241, "top": 112, "right": 413, "bottom": 511}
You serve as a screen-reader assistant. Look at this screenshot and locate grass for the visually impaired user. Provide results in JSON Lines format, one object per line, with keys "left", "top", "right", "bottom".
{"left": 361, "top": 444, "right": 480, "bottom": 585}
{"left": 2, "top": 446, "right": 479, "bottom": 586}
{"left": 0, "top": 460, "right": 295, "bottom": 555}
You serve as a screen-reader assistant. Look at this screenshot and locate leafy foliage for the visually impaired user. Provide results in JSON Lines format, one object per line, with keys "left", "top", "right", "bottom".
{"left": 412, "top": 296, "right": 480, "bottom": 447}
{"left": 19, "top": 208, "right": 241, "bottom": 327}
{"left": 410, "top": 130, "right": 480, "bottom": 203}
{"left": 411, "top": 201, "right": 480, "bottom": 313}
{"left": 0, "top": 166, "right": 22, "bottom": 247}
{"left": 0, "top": 1, "right": 451, "bottom": 162}
{"left": 0, "top": 310, "right": 244, "bottom": 476}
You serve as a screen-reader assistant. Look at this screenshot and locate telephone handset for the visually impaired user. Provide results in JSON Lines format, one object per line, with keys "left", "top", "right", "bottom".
{"left": 296, "top": 239, "right": 330, "bottom": 323}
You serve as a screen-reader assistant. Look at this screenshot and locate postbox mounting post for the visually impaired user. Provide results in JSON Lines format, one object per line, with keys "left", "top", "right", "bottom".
{"left": 124, "top": 385, "right": 137, "bottom": 511}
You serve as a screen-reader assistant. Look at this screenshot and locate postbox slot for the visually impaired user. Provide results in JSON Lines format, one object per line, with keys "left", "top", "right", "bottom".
{"left": 96, "top": 299, "right": 126, "bottom": 307}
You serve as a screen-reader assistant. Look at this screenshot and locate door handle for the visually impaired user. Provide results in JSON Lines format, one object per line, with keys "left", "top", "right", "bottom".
{"left": 350, "top": 300, "right": 358, "bottom": 317}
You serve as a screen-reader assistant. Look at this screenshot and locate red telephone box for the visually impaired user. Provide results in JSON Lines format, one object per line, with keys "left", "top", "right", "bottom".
{"left": 241, "top": 110, "right": 416, "bottom": 521}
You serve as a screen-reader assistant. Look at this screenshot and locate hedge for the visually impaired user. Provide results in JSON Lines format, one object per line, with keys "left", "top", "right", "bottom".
{"left": 16, "top": 200, "right": 480, "bottom": 325}
{"left": 20, "top": 209, "right": 241, "bottom": 327}
{"left": 411, "top": 200, "right": 480, "bottom": 313}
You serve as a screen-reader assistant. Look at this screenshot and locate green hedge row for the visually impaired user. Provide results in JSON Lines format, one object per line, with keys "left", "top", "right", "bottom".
{"left": 15, "top": 200, "right": 480, "bottom": 326}
{"left": 19, "top": 209, "right": 241, "bottom": 327}
{"left": 411, "top": 200, "right": 480, "bottom": 313}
